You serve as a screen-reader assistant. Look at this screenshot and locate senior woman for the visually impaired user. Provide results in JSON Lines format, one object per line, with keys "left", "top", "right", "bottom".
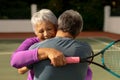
{"left": 11, "top": 9, "right": 66, "bottom": 80}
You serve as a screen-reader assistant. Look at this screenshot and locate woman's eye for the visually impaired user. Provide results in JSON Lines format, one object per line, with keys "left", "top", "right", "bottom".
{"left": 39, "top": 30, "right": 43, "bottom": 33}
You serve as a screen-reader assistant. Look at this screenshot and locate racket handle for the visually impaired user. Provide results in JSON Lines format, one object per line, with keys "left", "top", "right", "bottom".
{"left": 66, "top": 57, "right": 80, "bottom": 64}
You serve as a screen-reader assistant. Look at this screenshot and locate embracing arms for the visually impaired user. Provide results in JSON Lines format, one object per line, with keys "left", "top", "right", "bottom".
{"left": 10, "top": 37, "right": 66, "bottom": 68}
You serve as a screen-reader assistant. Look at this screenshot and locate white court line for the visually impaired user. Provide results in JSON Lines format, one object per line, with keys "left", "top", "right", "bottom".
{"left": 88, "top": 38, "right": 120, "bottom": 50}
{"left": 88, "top": 37, "right": 110, "bottom": 46}
{"left": 0, "top": 52, "right": 13, "bottom": 55}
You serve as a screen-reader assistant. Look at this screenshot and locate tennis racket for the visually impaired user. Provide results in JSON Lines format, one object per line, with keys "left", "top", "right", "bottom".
{"left": 65, "top": 40, "right": 120, "bottom": 78}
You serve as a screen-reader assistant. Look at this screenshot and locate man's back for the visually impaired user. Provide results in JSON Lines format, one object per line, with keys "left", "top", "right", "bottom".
{"left": 30, "top": 37, "right": 92, "bottom": 80}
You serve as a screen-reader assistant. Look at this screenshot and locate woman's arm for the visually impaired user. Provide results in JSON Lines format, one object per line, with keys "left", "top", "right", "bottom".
{"left": 10, "top": 37, "right": 39, "bottom": 68}
{"left": 11, "top": 49, "right": 39, "bottom": 68}
{"left": 11, "top": 48, "right": 66, "bottom": 68}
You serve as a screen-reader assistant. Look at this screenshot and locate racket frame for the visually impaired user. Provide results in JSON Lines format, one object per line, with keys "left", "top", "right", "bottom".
{"left": 81, "top": 40, "right": 120, "bottom": 78}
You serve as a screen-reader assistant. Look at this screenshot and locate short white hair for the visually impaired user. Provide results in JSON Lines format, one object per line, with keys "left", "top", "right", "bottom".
{"left": 31, "top": 9, "right": 57, "bottom": 31}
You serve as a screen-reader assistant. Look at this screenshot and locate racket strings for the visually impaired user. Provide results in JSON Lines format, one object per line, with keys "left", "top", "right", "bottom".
{"left": 104, "top": 42, "right": 120, "bottom": 75}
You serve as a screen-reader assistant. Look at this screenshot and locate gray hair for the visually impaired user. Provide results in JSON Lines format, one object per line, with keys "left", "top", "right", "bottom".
{"left": 58, "top": 9, "right": 83, "bottom": 37}
{"left": 31, "top": 9, "right": 57, "bottom": 31}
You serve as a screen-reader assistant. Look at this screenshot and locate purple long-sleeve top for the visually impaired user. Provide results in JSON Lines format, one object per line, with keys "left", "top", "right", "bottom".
{"left": 10, "top": 37, "right": 40, "bottom": 68}
{"left": 10, "top": 37, "right": 40, "bottom": 80}
{"left": 10, "top": 37, "right": 39, "bottom": 68}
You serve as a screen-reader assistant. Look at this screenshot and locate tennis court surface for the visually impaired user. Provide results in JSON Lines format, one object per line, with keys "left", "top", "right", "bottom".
{"left": 0, "top": 32, "right": 120, "bottom": 80}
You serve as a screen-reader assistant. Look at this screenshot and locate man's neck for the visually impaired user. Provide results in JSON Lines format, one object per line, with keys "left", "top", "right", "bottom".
{"left": 56, "top": 30, "right": 73, "bottom": 38}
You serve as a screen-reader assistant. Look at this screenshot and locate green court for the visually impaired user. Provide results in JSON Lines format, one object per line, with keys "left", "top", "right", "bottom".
{"left": 0, "top": 37, "right": 119, "bottom": 80}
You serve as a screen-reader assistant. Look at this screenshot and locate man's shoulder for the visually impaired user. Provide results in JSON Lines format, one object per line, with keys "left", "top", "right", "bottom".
{"left": 74, "top": 39, "right": 89, "bottom": 45}
{"left": 29, "top": 37, "right": 58, "bottom": 49}
{"left": 74, "top": 39, "right": 92, "bottom": 49}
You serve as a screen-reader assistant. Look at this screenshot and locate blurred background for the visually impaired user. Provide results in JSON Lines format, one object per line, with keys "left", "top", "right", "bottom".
{"left": 0, "top": 0, "right": 120, "bottom": 80}
{"left": 0, "top": 0, "right": 120, "bottom": 31}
